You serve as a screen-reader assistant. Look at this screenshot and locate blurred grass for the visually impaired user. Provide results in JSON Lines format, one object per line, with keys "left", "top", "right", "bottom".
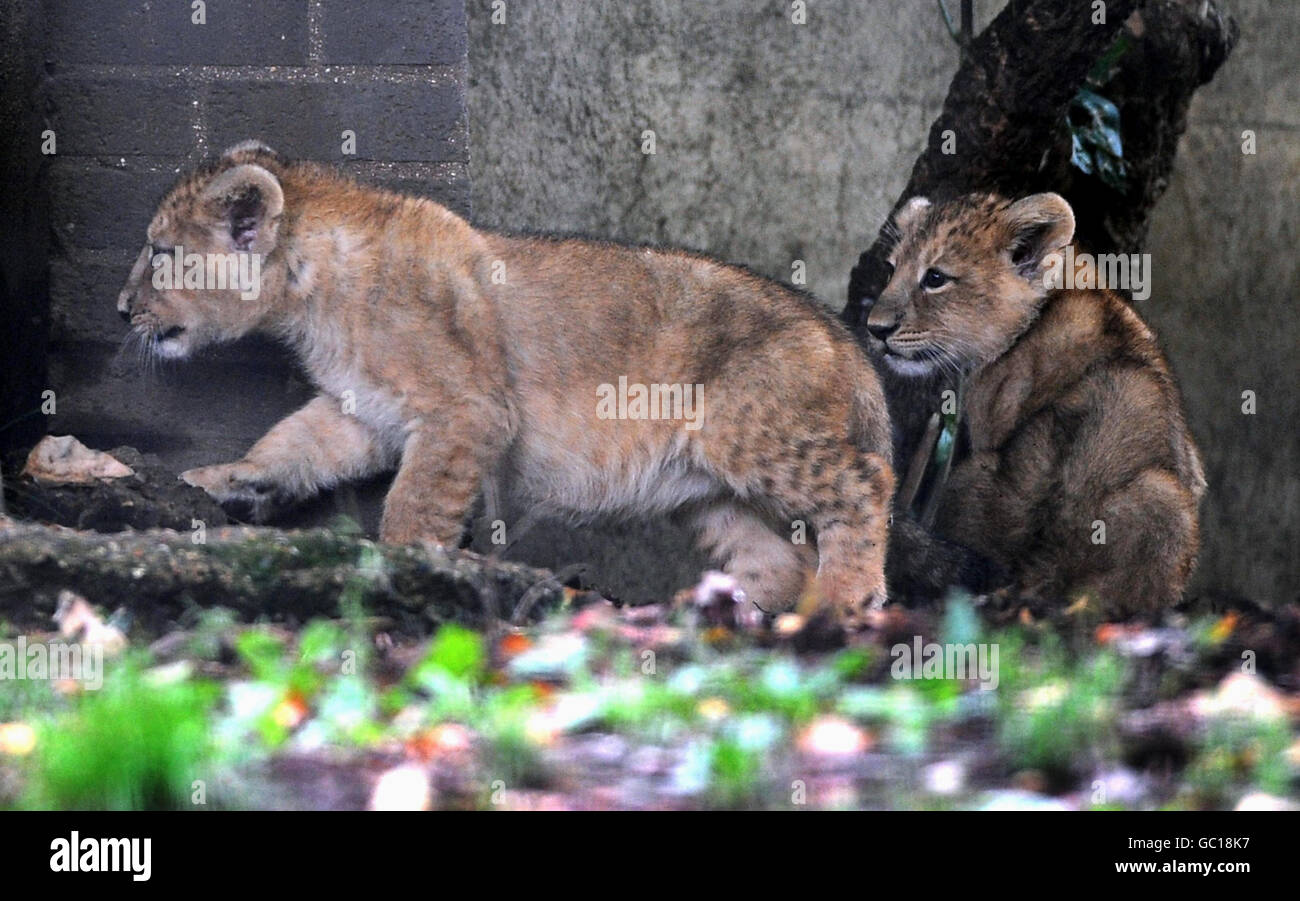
{"left": 3, "top": 592, "right": 1295, "bottom": 810}
{"left": 21, "top": 658, "right": 218, "bottom": 810}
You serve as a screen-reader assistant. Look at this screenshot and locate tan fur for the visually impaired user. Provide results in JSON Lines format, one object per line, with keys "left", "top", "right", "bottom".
{"left": 867, "top": 193, "right": 1205, "bottom": 613}
{"left": 116, "top": 142, "right": 895, "bottom": 627}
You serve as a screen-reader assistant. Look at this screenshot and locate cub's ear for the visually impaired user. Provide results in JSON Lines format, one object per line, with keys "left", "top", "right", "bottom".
{"left": 202, "top": 164, "right": 284, "bottom": 254}
{"left": 893, "top": 196, "right": 932, "bottom": 235}
{"left": 1003, "top": 193, "right": 1075, "bottom": 277}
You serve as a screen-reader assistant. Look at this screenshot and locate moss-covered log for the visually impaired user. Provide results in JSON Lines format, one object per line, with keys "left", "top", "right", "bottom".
{"left": 0, "top": 517, "right": 571, "bottom": 634}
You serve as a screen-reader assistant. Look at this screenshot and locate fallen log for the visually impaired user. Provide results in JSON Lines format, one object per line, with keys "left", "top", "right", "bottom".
{"left": 0, "top": 516, "right": 571, "bottom": 635}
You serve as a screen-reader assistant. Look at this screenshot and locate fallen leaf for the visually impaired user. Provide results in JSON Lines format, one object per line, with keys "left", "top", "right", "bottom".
{"left": 407, "top": 723, "right": 474, "bottom": 761}
{"left": 53, "top": 590, "right": 127, "bottom": 654}
{"left": 702, "top": 626, "right": 734, "bottom": 646}
{"left": 272, "top": 691, "right": 310, "bottom": 729}
{"left": 1095, "top": 623, "right": 1129, "bottom": 645}
{"left": 774, "top": 613, "right": 805, "bottom": 637}
{"left": 22, "top": 435, "right": 134, "bottom": 485}
{"left": 1208, "top": 612, "right": 1239, "bottom": 644}
{"left": 1064, "top": 594, "right": 1091, "bottom": 615}
{"left": 497, "top": 632, "right": 533, "bottom": 659}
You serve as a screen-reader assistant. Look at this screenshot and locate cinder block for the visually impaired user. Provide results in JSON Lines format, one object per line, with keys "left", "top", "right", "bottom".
{"left": 45, "top": 0, "right": 309, "bottom": 66}
{"left": 48, "top": 159, "right": 179, "bottom": 250}
{"left": 49, "top": 250, "right": 140, "bottom": 344}
{"left": 47, "top": 72, "right": 197, "bottom": 157}
{"left": 205, "top": 78, "right": 467, "bottom": 163}
{"left": 346, "top": 162, "right": 472, "bottom": 215}
{"left": 318, "top": 0, "right": 467, "bottom": 65}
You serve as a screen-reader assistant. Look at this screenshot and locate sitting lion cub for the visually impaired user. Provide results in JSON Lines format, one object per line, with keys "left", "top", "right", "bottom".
{"left": 866, "top": 193, "right": 1205, "bottom": 613}
{"left": 116, "top": 141, "right": 895, "bottom": 627}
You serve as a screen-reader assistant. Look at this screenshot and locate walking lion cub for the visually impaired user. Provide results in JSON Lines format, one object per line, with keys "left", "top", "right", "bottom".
{"left": 116, "top": 141, "right": 895, "bottom": 627}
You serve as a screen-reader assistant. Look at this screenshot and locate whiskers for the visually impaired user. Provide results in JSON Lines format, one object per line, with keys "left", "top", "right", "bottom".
{"left": 116, "top": 328, "right": 164, "bottom": 378}
{"left": 922, "top": 332, "right": 980, "bottom": 381}
{"left": 889, "top": 333, "right": 974, "bottom": 383}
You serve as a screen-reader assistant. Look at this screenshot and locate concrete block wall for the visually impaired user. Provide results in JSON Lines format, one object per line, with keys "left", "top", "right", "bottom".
{"left": 38, "top": 0, "right": 470, "bottom": 529}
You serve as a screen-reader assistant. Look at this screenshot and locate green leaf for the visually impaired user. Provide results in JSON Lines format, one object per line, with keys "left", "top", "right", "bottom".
{"left": 1086, "top": 34, "right": 1131, "bottom": 88}
{"left": 235, "top": 628, "right": 287, "bottom": 683}
{"left": 423, "top": 624, "right": 486, "bottom": 682}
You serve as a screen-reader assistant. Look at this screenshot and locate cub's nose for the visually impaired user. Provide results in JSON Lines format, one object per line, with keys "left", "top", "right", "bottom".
{"left": 866, "top": 320, "right": 898, "bottom": 341}
{"left": 118, "top": 307, "right": 132, "bottom": 323}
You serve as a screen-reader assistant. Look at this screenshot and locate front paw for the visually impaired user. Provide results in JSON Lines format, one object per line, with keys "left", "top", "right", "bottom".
{"left": 180, "top": 462, "right": 279, "bottom": 523}
{"left": 835, "top": 586, "right": 887, "bottom": 634}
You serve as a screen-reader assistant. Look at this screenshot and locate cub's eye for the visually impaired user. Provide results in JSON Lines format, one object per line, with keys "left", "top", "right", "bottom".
{"left": 920, "top": 268, "right": 950, "bottom": 290}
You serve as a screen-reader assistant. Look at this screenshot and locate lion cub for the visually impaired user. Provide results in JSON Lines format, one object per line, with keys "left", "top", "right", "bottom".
{"left": 866, "top": 193, "right": 1204, "bottom": 613}
{"left": 115, "top": 141, "right": 895, "bottom": 627}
